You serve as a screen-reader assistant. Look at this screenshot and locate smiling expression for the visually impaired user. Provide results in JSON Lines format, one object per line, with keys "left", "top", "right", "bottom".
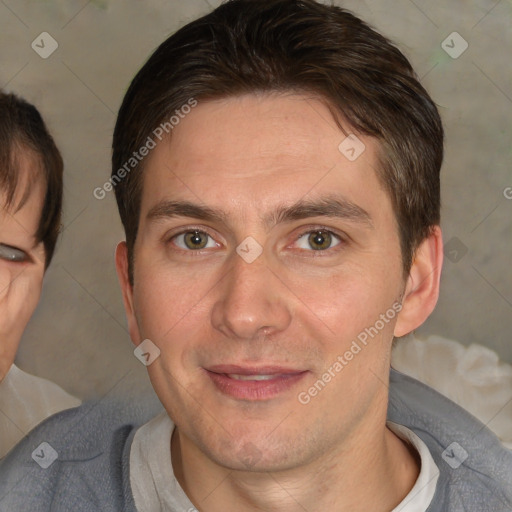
{"left": 119, "top": 92, "right": 411, "bottom": 471}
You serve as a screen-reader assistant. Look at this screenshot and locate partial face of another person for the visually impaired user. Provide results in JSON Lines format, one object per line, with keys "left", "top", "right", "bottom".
{"left": 117, "top": 93, "right": 435, "bottom": 472}
{"left": 0, "top": 150, "right": 46, "bottom": 381}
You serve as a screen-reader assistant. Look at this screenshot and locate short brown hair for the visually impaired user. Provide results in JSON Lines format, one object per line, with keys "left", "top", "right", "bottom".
{"left": 0, "top": 91, "right": 63, "bottom": 267}
{"left": 113, "top": 0, "right": 443, "bottom": 282}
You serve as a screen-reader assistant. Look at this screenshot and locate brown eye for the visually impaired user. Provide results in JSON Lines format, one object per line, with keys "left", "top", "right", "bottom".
{"left": 307, "top": 231, "right": 333, "bottom": 250}
{"left": 171, "top": 230, "right": 214, "bottom": 250}
{"left": 184, "top": 231, "right": 208, "bottom": 249}
{"left": 294, "top": 230, "right": 342, "bottom": 252}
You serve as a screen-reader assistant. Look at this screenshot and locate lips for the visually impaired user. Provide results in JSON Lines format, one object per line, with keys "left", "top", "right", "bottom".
{"left": 204, "top": 365, "right": 308, "bottom": 401}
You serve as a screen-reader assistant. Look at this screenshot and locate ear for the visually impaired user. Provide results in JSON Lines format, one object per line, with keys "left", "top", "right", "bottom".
{"left": 115, "top": 241, "right": 142, "bottom": 345}
{"left": 394, "top": 226, "right": 443, "bottom": 337}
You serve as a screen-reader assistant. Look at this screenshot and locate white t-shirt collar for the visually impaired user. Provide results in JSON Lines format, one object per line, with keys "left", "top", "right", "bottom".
{"left": 130, "top": 412, "right": 439, "bottom": 512}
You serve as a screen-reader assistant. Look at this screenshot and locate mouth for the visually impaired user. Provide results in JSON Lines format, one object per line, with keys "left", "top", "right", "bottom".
{"left": 204, "top": 365, "right": 308, "bottom": 401}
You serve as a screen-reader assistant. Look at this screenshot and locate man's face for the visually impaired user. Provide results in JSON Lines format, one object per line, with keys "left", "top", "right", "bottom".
{"left": 0, "top": 152, "right": 46, "bottom": 381}
{"left": 124, "top": 93, "right": 408, "bottom": 471}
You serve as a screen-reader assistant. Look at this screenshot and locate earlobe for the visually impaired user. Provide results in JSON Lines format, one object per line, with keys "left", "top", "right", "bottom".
{"left": 114, "top": 241, "right": 141, "bottom": 345}
{"left": 394, "top": 226, "right": 443, "bottom": 337}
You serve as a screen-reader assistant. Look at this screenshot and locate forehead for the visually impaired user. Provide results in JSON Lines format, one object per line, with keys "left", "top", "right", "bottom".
{"left": 1, "top": 145, "right": 44, "bottom": 208}
{"left": 139, "top": 93, "right": 389, "bottom": 223}
{"left": 0, "top": 149, "right": 45, "bottom": 237}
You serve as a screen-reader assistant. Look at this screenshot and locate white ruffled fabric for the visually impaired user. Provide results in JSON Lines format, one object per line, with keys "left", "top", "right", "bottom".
{"left": 0, "top": 364, "right": 81, "bottom": 458}
{"left": 1, "top": 336, "right": 510, "bottom": 460}
{"left": 392, "top": 334, "right": 512, "bottom": 449}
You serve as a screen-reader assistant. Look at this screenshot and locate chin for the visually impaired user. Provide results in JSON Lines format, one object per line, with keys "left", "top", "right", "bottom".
{"left": 202, "top": 430, "right": 305, "bottom": 473}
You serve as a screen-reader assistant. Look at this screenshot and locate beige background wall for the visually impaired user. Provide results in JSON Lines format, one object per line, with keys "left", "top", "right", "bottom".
{"left": 1, "top": 0, "right": 510, "bottom": 401}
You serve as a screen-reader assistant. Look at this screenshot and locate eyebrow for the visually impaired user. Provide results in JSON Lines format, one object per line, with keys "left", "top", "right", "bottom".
{"left": 147, "top": 201, "right": 228, "bottom": 224}
{"left": 268, "top": 196, "right": 373, "bottom": 228}
{"left": 146, "top": 195, "right": 373, "bottom": 229}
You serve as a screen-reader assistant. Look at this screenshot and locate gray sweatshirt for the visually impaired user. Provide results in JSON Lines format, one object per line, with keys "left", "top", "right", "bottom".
{"left": 0, "top": 368, "right": 511, "bottom": 511}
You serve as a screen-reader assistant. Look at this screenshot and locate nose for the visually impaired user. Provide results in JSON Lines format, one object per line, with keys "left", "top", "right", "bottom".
{"left": 211, "top": 250, "right": 292, "bottom": 341}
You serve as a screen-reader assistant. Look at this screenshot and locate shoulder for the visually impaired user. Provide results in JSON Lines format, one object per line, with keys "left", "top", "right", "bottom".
{"left": 388, "top": 368, "right": 512, "bottom": 511}
{"left": 10, "top": 365, "right": 81, "bottom": 410}
{"left": 0, "top": 395, "right": 162, "bottom": 512}
{"left": 0, "top": 365, "right": 81, "bottom": 458}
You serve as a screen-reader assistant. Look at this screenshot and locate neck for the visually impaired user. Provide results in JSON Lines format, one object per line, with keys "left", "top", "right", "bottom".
{"left": 171, "top": 412, "right": 420, "bottom": 512}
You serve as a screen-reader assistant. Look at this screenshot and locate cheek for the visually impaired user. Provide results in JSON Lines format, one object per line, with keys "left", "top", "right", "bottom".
{"left": 0, "top": 262, "right": 44, "bottom": 355}
{"left": 18, "top": 272, "right": 44, "bottom": 319}
{"left": 0, "top": 262, "right": 43, "bottom": 300}
{"left": 133, "top": 264, "right": 210, "bottom": 412}
{"left": 132, "top": 258, "right": 213, "bottom": 347}
{"left": 0, "top": 264, "right": 11, "bottom": 299}
{"left": 280, "top": 261, "right": 401, "bottom": 339}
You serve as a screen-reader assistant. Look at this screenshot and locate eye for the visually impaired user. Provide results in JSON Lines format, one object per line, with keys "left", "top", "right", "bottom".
{"left": 0, "top": 243, "right": 28, "bottom": 262}
{"left": 173, "top": 230, "right": 218, "bottom": 250}
{"left": 295, "top": 230, "right": 341, "bottom": 251}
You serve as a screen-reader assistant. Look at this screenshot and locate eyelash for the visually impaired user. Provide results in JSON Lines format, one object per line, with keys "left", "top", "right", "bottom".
{"left": 165, "top": 226, "right": 346, "bottom": 255}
